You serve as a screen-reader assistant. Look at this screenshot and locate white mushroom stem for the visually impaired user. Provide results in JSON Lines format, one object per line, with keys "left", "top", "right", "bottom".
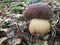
{"left": 29, "top": 19, "right": 50, "bottom": 35}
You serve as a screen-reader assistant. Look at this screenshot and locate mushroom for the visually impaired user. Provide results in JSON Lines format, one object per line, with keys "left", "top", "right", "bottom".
{"left": 23, "top": 3, "right": 52, "bottom": 35}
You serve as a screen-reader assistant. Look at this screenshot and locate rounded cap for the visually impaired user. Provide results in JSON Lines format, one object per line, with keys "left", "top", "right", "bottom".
{"left": 23, "top": 4, "right": 52, "bottom": 20}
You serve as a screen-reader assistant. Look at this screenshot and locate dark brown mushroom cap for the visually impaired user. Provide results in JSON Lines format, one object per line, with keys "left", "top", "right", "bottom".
{"left": 23, "top": 4, "right": 52, "bottom": 20}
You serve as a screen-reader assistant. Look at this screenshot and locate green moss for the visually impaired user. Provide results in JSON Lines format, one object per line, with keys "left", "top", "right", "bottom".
{"left": 0, "top": 4, "right": 5, "bottom": 8}
{"left": 10, "top": 2, "right": 17, "bottom": 5}
{"left": 11, "top": 7, "right": 24, "bottom": 13}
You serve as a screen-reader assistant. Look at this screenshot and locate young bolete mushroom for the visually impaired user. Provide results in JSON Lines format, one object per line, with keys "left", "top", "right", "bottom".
{"left": 23, "top": 3, "right": 52, "bottom": 35}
